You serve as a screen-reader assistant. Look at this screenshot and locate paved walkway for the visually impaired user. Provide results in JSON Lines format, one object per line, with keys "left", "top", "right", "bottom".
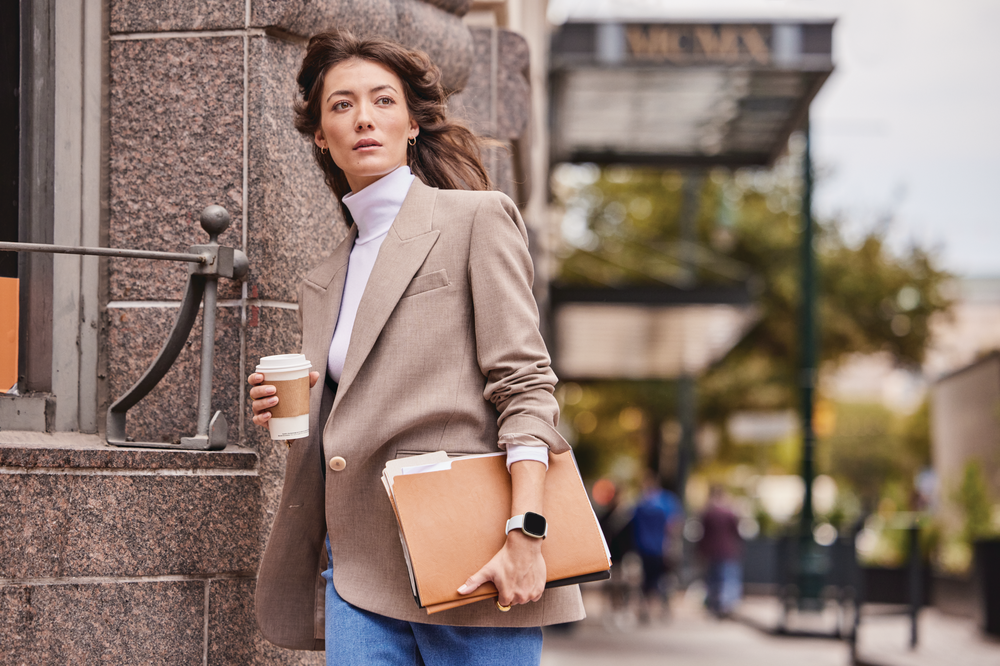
{"left": 854, "top": 607, "right": 1000, "bottom": 666}
{"left": 541, "top": 588, "right": 849, "bottom": 666}
{"left": 541, "top": 587, "right": 1000, "bottom": 666}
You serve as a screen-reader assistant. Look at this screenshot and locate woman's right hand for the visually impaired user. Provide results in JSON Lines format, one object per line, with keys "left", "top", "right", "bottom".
{"left": 248, "top": 371, "right": 320, "bottom": 429}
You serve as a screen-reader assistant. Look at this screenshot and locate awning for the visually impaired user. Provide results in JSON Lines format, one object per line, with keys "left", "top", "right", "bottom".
{"left": 549, "top": 20, "right": 834, "bottom": 167}
{"left": 550, "top": 285, "right": 759, "bottom": 379}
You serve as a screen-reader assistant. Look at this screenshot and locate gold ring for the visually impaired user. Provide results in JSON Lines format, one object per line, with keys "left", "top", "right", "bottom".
{"left": 496, "top": 600, "right": 511, "bottom": 612}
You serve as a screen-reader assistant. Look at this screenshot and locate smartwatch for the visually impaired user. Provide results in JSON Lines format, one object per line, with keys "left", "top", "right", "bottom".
{"left": 505, "top": 512, "right": 548, "bottom": 539}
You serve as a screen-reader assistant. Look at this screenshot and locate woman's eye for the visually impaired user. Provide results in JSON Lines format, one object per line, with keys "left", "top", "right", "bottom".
{"left": 333, "top": 101, "right": 349, "bottom": 111}
{"left": 376, "top": 97, "right": 393, "bottom": 106}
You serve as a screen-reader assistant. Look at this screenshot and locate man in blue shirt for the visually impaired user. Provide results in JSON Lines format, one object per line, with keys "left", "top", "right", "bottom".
{"left": 631, "top": 471, "right": 682, "bottom": 620}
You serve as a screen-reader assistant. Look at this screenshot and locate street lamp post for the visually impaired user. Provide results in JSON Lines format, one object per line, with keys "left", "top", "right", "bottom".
{"left": 797, "top": 114, "right": 825, "bottom": 608}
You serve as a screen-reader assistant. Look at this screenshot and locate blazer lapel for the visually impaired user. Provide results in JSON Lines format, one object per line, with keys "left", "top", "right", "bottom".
{"left": 333, "top": 179, "right": 439, "bottom": 405}
{"left": 300, "top": 224, "right": 357, "bottom": 422}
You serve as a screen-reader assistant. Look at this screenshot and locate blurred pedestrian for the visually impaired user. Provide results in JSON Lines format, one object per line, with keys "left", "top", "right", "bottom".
{"left": 593, "top": 479, "right": 640, "bottom": 628}
{"left": 631, "top": 471, "right": 682, "bottom": 621}
{"left": 699, "top": 485, "right": 744, "bottom": 617}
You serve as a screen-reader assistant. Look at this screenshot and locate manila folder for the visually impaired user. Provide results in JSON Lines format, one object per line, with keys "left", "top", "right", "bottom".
{"left": 390, "top": 450, "right": 611, "bottom": 613}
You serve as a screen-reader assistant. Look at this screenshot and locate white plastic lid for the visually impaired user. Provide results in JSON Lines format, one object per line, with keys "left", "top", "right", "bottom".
{"left": 255, "top": 354, "right": 312, "bottom": 374}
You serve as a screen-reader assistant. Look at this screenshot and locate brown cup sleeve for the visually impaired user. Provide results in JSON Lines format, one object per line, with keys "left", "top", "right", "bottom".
{"left": 266, "top": 376, "right": 310, "bottom": 418}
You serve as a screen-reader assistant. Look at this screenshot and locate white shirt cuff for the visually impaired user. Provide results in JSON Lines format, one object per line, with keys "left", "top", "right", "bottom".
{"left": 500, "top": 433, "right": 550, "bottom": 472}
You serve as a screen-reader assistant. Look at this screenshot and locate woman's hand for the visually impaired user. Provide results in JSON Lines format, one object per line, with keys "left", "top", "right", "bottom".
{"left": 248, "top": 371, "right": 320, "bottom": 429}
{"left": 458, "top": 530, "right": 546, "bottom": 607}
{"left": 457, "top": 459, "right": 547, "bottom": 608}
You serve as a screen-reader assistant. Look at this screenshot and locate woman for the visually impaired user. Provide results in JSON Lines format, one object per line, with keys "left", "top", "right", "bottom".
{"left": 247, "top": 31, "right": 584, "bottom": 664}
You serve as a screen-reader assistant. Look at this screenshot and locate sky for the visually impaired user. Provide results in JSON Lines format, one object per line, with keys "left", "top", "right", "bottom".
{"left": 549, "top": 0, "right": 1000, "bottom": 277}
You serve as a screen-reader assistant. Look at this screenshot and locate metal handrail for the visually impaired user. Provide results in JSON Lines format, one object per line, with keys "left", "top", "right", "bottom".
{"left": 0, "top": 242, "right": 208, "bottom": 264}
{"left": 0, "top": 205, "right": 249, "bottom": 450}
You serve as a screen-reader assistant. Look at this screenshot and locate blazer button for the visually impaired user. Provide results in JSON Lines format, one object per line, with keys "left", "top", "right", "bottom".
{"left": 329, "top": 456, "right": 347, "bottom": 472}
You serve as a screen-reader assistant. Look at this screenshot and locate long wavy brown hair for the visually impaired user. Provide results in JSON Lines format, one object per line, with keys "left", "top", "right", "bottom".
{"left": 294, "top": 31, "right": 491, "bottom": 225}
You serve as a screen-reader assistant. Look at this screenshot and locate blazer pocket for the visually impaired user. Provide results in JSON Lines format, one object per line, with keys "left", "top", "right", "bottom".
{"left": 401, "top": 268, "right": 449, "bottom": 298}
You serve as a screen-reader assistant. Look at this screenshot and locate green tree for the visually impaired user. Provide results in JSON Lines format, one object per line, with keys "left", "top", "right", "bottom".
{"left": 955, "top": 460, "right": 995, "bottom": 543}
{"left": 551, "top": 151, "right": 950, "bottom": 483}
{"left": 817, "top": 402, "right": 916, "bottom": 507}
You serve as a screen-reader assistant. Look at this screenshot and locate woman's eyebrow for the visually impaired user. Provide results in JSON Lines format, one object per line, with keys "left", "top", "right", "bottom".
{"left": 326, "top": 84, "right": 398, "bottom": 104}
{"left": 326, "top": 88, "right": 353, "bottom": 103}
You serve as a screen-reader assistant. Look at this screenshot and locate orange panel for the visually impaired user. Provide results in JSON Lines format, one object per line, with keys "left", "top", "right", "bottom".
{"left": 0, "top": 277, "right": 18, "bottom": 393}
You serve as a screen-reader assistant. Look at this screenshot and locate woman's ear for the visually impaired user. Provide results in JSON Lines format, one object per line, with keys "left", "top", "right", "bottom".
{"left": 314, "top": 130, "right": 326, "bottom": 151}
{"left": 409, "top": 117, "right": 419, "bottom": 140}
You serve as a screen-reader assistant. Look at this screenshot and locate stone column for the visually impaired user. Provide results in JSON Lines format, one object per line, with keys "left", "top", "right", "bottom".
{"left": 2, "top": 1, "right": 536, "bottom": 662}
{"left": 450, "top": 26, "right": 532, "bottom": 207}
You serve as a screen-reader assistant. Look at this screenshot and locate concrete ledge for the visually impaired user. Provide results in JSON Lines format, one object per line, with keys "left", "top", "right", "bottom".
{"left": 0, "top": 394, "right": 54, "bottom": 432}
{"left": 0, "top": 430, "right": 258, "bottom": 470}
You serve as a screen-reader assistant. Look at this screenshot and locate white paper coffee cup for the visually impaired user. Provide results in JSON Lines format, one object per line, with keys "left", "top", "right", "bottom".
{"left": 256, "top": 354, "right": 312, "bottom": 440}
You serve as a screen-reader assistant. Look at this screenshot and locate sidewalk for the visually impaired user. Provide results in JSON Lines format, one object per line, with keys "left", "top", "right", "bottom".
{"left": 736, "top": 594, "right": 1000, "bottom": 666}
{"left": 541, "top": 586, "right": 1000, "bottom": 666}
{"left": 541, "top": 587, "right": 849, "bottom": 666}
{"left": 854, "top": 607, "right": 999, "bottom": 666}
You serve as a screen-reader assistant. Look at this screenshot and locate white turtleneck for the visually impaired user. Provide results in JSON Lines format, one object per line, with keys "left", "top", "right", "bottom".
{"left": 327, "top": 166, "right": 414, "bottom": 384}
{"left": 327, "top": 165, "right": 549, "bottom": 471}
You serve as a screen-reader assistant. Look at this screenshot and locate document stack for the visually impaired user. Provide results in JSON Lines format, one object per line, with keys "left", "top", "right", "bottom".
{"left": 381, "top": 450, "right": 612, "bottom": 613}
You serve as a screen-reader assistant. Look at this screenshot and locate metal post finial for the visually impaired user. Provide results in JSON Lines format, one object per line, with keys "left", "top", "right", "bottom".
{"left": 200, "top": 205, "right": 231, "bottom": 243}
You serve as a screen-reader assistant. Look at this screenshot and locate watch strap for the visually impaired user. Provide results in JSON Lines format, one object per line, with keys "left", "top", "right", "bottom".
{"left": 505, "top": 514, "right": 525, "bottom": 535}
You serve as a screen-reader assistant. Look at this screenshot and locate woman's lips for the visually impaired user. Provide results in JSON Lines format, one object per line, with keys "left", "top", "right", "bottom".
{"left": 353, "top": 139, "right": 381, "bottom": 150}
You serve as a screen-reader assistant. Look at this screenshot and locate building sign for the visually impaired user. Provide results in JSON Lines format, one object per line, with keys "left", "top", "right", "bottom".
{"left": 549, "top": 20, "right": 834, "bottom": 167}
{"left": 625, "top": 24, "right": 772, "bottom": 65}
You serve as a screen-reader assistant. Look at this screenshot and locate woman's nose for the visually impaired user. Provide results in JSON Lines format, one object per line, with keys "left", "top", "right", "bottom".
{"left": 355, "top": 104, "right": 374, "bottom": 130}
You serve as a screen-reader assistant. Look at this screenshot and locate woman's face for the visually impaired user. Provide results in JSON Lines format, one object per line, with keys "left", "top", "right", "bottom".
{"left": 314, "top": 58, "right": 419, "bottom": 192}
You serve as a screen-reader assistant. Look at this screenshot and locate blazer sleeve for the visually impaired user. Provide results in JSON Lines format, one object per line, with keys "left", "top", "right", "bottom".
{"left": 468, "top": 191, "right": 570, "bottom": 454}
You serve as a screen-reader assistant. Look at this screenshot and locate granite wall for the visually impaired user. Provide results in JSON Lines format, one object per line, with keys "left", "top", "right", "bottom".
{"left": 2, "top": 1, "right": 535, "bottom": 663}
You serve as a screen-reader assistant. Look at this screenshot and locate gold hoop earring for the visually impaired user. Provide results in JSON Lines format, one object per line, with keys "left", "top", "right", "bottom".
{"left": 408, "top": 136, "right": 416, "bottom": 146}
{"left": 321, "top": 146, "right": 328, "bottom": 155}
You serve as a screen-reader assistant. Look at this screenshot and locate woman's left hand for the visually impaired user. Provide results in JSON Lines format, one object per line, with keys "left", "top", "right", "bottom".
{"left": 456, "top": 458, "right": 548, "bottom": 608}
{"left": 458, "top": 531, "right": 546, "bottom": 607}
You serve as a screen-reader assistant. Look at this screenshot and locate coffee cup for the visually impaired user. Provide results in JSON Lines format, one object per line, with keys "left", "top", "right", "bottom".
{"left": 256, "top": 354, "right": 312, "bottom": 440}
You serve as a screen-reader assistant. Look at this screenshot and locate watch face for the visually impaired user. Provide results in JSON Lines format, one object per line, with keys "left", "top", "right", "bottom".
{"left": 523, "top": 511, "right": 546, "bottom": 537}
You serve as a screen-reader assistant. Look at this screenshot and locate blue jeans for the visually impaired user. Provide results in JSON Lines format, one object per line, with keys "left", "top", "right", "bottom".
{"left": 705, "top": 559, "right": 742, "bottom": 615}
{"left": 322, "top": 538, "right": 543, "bottom": 665}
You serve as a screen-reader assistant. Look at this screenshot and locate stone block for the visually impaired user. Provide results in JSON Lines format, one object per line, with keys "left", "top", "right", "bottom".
{"left": 395, "top": 0, "right": 471, "bottom": 90}
{"left": 0, "top": 470, "right": 260, "bottom": 579}
{"left": 207, "top": 577, "right": 325, "bottom": 665}
{"left": 108, "top": 37, "right": 244, "bottom": 302}
{"left": 495, "top": 29, "right": 532, "bottom": 141}
{"left": 208, "top": 577, "right": 255, "bottom": 665}
{"left": 250, "top": 0, "right": 473, "bottom": 92}
{"left": 253, "top": 0, "right": 397, "bottom": 42}
{"left": 481, "top": 143, "right": 517, "bottom": 203}
{"left": 448, "top": 26, "right": 493, "bottom": 137}
{"left": 0, "top": 581, "right": 204, "bottom": 663}
{"left": 246, "top": 36, "right": 345, "bottom": 304}
{"left": 422, "top": 0, "right": 472, "bottom": 16}
{"left": 105, "top": 305, "right": 241, "bottom": 447}
{"left": 109, "top": 0, "right": 244, "bottom": 33}
{"left": 449, "top": 27, "right": 530, "bottom": 141}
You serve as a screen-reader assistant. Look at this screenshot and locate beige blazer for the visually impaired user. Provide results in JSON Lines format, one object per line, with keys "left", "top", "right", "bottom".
{"left": 255, "top": 178, "right": 586, "bottom": 650}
